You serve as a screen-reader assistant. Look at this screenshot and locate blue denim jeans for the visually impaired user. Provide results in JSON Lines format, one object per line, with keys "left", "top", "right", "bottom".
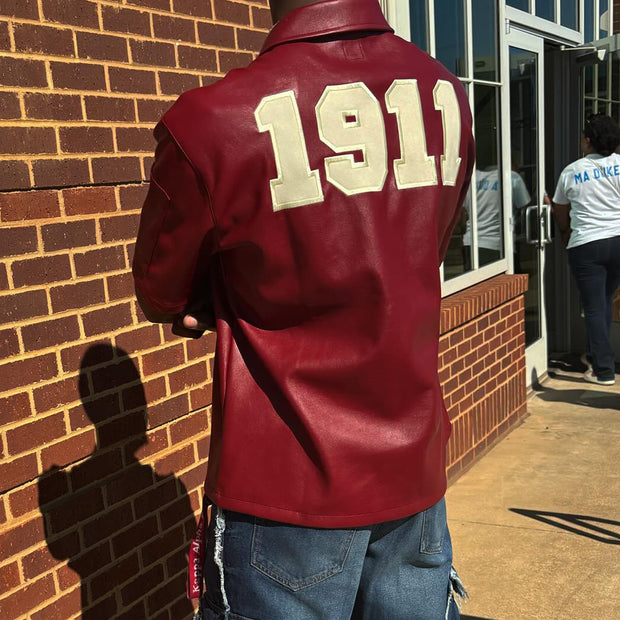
{"left": 196, "top": 497, "right": 465, "bottom": 620}
{"left": 568, "top": 235, "right": 620, "bottom": 380}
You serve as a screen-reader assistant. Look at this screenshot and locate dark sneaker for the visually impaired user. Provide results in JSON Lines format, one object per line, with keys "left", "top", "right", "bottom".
{"left": 583, "top": 369, "right": 615, "bottom": 386}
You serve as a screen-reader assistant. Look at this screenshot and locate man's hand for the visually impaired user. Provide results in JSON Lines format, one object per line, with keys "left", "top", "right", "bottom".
{"left": 171, "top": 299, "right": 215, "bottom": 339}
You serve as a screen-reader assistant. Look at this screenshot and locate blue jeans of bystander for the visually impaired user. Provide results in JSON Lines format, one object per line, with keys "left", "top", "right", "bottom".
{"left": 196, "top": 497, "right": 466, "bottom": 620}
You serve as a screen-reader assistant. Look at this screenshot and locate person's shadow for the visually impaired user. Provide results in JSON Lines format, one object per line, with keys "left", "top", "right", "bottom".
{"left": 38, "top": 344, "right": 197, "bottom": 619}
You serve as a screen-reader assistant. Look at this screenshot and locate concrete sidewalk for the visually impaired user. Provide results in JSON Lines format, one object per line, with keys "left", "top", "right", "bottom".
{"left": 446, "top": 370, "right": 620, "bottom": 620}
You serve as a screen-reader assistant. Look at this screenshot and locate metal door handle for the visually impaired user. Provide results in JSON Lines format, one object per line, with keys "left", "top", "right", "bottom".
{"left": 541, "top": 204, "right": 552, "bottom": 245}
{"left": 525, "top": 205, "right": 538, "bottom": 245}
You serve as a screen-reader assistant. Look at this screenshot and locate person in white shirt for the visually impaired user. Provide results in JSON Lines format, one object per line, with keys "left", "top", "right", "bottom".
{"left": 552, "top": 113, "right": 620, "bottom": 386}
{"left": 462, "top": 166, "right": 530, "bottom": 269}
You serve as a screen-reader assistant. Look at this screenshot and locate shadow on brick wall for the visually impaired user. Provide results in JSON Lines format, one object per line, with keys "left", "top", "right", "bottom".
{"left": 37, "top": 344, "right": 196, "bottom": 619}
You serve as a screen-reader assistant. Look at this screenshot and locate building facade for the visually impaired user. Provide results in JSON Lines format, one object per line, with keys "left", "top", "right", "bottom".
{"left": 0, "top": 1, "right": 617, "bottom": 618}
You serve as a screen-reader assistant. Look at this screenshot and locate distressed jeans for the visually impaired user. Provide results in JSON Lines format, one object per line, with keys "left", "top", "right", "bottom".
{"left": 196, "top": 497, "right": 466, "bottom": 620}
{"left": 568, "top": 235, "right": 620, "bottom": 380}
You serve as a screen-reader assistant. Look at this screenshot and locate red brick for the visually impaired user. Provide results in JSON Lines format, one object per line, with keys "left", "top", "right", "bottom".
{"left": 132, "top": 424, "right": 168, "bottom": 462}
{"left": 41, "top": 0, "right": 99, "bottom": 28}
{"left": 237, "top": 28, "right": 267, "bottom": 52}
{"left": 0, "top": 453, "right": 39, "bottom": 493}
{"left": 101, "top": 215, "right": 141, "bottom": 245}
{"left": 12, "top": 254, "right": 71, "bottom": 287}
{"left": 120, "top": 563, "right": 164, "bottom": 606}
{"left": 48, "top": 485, "right": 104, "bottom": 533}
{"left": 142, "top": 155, "right": 155, "bottom": 179}
{"left": 102, "top": 5, "right": 151, "bottom": 36}
{"left": 68, "top": 392, "right": 119, "bottom": 431}
{"left": 127, "top": 0, "right": 169, "bottom": 9}
{"left": 82, "top": 302, "right": 133, "bottom": 337}
{"left": 148, "top": 393, "right": 189, "bottom": 428}
{"left": 159, "top": 70, "right": 201, "bottom": 95}
{"left": 60, "top": 126, "right": 114, "bottom": 153}
{"left": 142, "top": 343, "right": 185, "bottom": 376}
{"left": 0, "top": 225, "right": 38, "bottom": 257}
{"left": 70, "top": 447, "right": 124, "bottom": 490}
{"left": 51, "top": 279, "right": 105, "bottom": 313}
{"left": 77, "top": 31, "right": 129, "bottom": 62}
{"left": 130, "top": 39, "right": 176, "bottom": 67}
{"left": 51, "top": 61, "right": 106, "bottom": 91}
{"left": 125, "top": 376, "right": 167, "bottom": 412}
{"left": 109, "top": 66, "right": 157, "bottom": 94}
{"left": 0, "top": 0, "right": 39, "bottom": 19}
{"left": 7, "top": 413, "right": 65, "bottom": 456}
{"left": 190, "top": 382, "right": 212, "bottom": 410}
{"left": 219, "top": 50, "right": 253, "bottom": 72}
{"left": 0, "top": 160, "right": 31, "bottom": 191}
{"left": 14, "top": 22, "right": 75, "bottom": 56}
{"left": 107, "top": 271, "right": 134, "bottom": 301}
{"left": 42, "top": 219, "right": 96, "bottom": 252}
{"left": 141, "top": 523, "right": 185, "bottom": 567}
{"left": 84, "top": 95, "right": 136, "bottom": 122}
{"left": 31, "top": 587, "right": 81, "bottom": 620}
{"left": 155, "top": 443, "right": 194, "bottom": 476}
{"left": 0, "top": 327, "right": 19, "bottom": 357}
{"left": 88, "top": 552, "right": 140, "bottom": 603}
{"left": 178, "top": 45, "right": 217, "bottom": 71}
{"left": 0, "top": 573, "right": 54, "bottom": 619}
{"left": 9, "top": 482, "right": 39, "bottom": 518}
{"left": 169, "top": 361, "right": 208, "bottom": 394}
{"left": 197, "top": 21, "right": 235, "bottom": 48}
{"left": 173, "top": 0, "right": 213, "bottom": 17}
{"left": 0, "top": 56, "right": 48, "bottom": 87}
{"left": 119, "top": 183, "right": 148, "bottom": 211}
{"left": 116, "top": 128, "right": 155, "bottom": 153}
{"left": 0, "top": 126, "right": 56, "bottom": 155}
{"left": 0, "top": 562, "right": 20, "bottom": 593}
{"left": 23, "top": 315, "right": 81, "bottom": 352}
{"left": 57, "top": 564, "right": 80, "bottom": 590}
{"left": 62, "top": 345, "right": 111, "bottom": 378}
{"left": 179, "top": 462, "right": 205, "bottom": 492}
{"left": 153, "top": 13, "right": 196, "bottom": 42}
{"left": 0, "top": 91, "right": 21, "bottom": 119}
{"left": 24, "top": 93, "right": 81, "bottom": 121}
{"left": 32, "top": 158, "right": 91, "bottom": 187}
{"left": 74, "top": 246, "right": 126, "bottom": 276}
{"left": 137, "top": 98, "right": 174, "bottom": 123}
{"left": 252, "top": 6, "right": 273, "bottom": 29}
{"left": 92, "top": 156, "right": 142, "bottom": 183}
{"left": 214, "top": 0, "right": 250, "bottom": 25}
{"left": 170, "top": 409, "right": 207, "bottom": 443}
{"left": 115, "top": 325, "right": 161, "bottom": 354}
{"left": 197, "top": 434, "right": 210, "bottom": 459}
{"left": 0, "top": 289, "right": 48, "bottom": 324}
{"left": 63, "top": 186, "right": 116, "bottom": 216}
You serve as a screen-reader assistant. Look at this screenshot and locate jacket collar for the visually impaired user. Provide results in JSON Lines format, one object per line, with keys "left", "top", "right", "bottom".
{"left": 260, "top": 0, "right": 393, "bottom": 55}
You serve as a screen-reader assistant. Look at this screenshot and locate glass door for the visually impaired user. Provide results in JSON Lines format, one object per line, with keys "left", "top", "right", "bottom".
{"left": 505, "top": 29, "right": 551, "bottom": 385}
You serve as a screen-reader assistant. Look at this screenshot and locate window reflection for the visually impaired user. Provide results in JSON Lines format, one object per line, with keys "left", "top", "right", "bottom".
{"left": 506, "top": 0, "right": 529, "bottom": 10}
{"left": 535, "top": 0, "right": 554, "bottom": 21}
{"left": 472, "top": 0, "right": 498, "bottom": 82}
{"left": 560, "top": 0, "right": 578, "bottom": 30}
{"left": 409, "top": 0, "right": 427, "bottom": 52}
{"left": 600, "top": 0, "right": 609, "bottom": 38}
{"left": 434, "top": 0, "right": 467, "bottom": 77}
{"left": 584, "top": 0, "right": 595, "bottom": 42}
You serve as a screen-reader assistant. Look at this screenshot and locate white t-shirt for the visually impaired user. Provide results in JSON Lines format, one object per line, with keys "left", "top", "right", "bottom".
{"left": 463, "top": 168, "right": 530, "bottom": 250}
{"left": 553, "top": 153, "right": 620, "bottom": 249}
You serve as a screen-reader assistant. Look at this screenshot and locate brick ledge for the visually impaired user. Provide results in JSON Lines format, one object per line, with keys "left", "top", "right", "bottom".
{"left": 440, "top": 274, "right": 529, "bottom": 334}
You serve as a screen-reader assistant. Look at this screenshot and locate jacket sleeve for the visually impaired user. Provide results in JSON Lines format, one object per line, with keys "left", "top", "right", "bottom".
{"left": 132, "top": 123, "right": 217, "bottom": 316}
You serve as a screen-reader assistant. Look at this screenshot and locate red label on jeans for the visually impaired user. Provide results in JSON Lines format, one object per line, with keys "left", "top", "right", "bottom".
{"left": 187, "top": 513, "right": 205, "bottom": 599}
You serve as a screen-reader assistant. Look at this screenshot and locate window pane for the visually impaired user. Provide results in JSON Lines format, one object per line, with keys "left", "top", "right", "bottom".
{"left": 584, "top": 65, "right": 594, "bottom": 97}
{"left": 535, "top": 0, "right": 554, "bottom": 21}
{"left": 472, "top": 0, "right": 498, "bottom": 82}
{"left": 600, "top": 0, "right": 609, "bottom": 38}
{"left": 584, "top": 98, "right": 596, "bottom": 118}
{"left": 434, "top": 0, "right": 467, "bottom": 77}
{"left": 584, "top": 0, "right": 595, "bottom": 42}
{"left": 444, "top": 81, "right": 471, "bottom": 280}
{"left": 506, "top": 0, "right": 529, "bottom": 10}
{"left": 560, "top": 0, "right": 578, "bottom": 29}
{"left": 613, "top": 56, "right": 620, "bottom": 102}
{"left": 473, "top": 85, "right": 503, "bottom": 268}
{"left": 409, "top": 0, "right": 427, "bottom": 51}
{"left": 612, "top": 103, "right": 620, "bottom": 123}
{"left": 598, "top": 60, "right": 608, "bottom": 99}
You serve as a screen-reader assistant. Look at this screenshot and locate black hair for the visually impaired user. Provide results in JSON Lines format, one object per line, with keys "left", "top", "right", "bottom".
{"left": 583, "top": 113, "right": 620, "bottom": 156}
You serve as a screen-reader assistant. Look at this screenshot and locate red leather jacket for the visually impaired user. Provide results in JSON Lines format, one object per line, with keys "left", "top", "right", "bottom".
{"left": 133, "top": 0, "right": 475, "bottom": 527}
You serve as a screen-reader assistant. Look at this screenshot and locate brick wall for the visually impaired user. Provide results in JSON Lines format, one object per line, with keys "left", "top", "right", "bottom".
{"left": 614, "top": 0, "right": 620, "bottom": 34}
{"left": 0, "top": 1, "right": 270, "bottom": 618}
{"left": 440, "top": 275, "right": 529, "bottom": 480}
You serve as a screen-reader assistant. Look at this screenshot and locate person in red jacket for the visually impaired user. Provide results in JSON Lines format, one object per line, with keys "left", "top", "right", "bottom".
{"left": 133, "top": 0, "right": 475, "bottom": 617}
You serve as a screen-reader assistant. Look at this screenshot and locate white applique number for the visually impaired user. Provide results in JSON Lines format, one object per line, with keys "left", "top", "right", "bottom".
{"left": 255, "top": 90, "right": 324, "bottom": 211}
{"left": 256, "top": 80, "right": 463, "bottom": 211}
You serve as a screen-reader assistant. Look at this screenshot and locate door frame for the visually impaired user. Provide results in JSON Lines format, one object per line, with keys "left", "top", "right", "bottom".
{"left": 503, "top": 26, "right": 549, "bottom": 385}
